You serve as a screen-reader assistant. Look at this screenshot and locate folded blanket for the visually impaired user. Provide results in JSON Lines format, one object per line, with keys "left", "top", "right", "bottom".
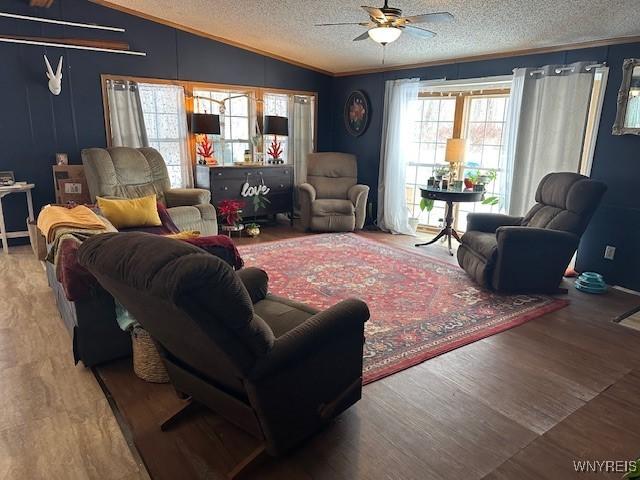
{"left": 38, "top": 205, "right": 106, "bottom": 243}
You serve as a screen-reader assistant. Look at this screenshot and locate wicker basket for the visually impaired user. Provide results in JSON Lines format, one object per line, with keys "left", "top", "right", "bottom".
{"left": 132, "top": 326, "right": 169, "bottom": 383}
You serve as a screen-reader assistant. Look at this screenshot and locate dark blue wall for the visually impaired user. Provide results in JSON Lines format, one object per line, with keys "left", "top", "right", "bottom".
{"left": 0, "top": 0, "right": 332, "bottom": 239}
{"left": 331, "top": 44, "right": 640, "bottom": 291}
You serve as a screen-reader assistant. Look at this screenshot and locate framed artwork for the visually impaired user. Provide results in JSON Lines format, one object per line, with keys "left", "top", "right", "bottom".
{"left": 344, "top": 90, "right": 370, "bottom": 137}
{"left": 0, "top": 171, "right": 15, "bottom": 186}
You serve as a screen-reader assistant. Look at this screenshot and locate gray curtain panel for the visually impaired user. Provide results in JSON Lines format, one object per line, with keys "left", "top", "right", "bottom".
{"left": 504, "top": 62, "right": 596, "bottom": 217}
{"left": 289, "top": 95, "right": 314, "bottom": 211}
{"left": 106, "top": 79, "right": 149, "bottom": 149}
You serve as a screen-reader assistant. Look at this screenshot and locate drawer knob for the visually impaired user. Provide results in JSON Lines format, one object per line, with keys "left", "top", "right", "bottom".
{"left": 224, "top": 186, "right": 228, "bottom": 191}
{"left": 280, "top": 184, "right": 284, "bottom": 188}
{"left": 216, "top": 172, "right": 222, "bottom": 176}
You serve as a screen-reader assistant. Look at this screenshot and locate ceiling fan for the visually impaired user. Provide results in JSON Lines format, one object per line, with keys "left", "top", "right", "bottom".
{"left": 315, "top": 1, "right": 454, "bottom": 45}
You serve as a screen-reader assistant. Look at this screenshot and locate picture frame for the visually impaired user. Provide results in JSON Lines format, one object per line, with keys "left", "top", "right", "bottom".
{"left": 0, "top": 171, "right": 15, "bottom": 186}
{"left": 344, "top": 90, "right": 370, "bottom": 137}
{"left": 56, "top": 153, "right": 69, "bottom": 165}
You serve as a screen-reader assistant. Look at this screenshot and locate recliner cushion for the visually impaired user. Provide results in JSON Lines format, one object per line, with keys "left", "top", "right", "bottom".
{"left": 312, "top": 199, "right": 355, "bottom": 217}
{"left": 254, "top": 295, "right": 317, "bottom": 338}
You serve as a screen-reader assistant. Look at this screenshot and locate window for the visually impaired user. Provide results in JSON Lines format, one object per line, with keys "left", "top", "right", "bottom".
{"left": 138, "top": 83, "right": 188, "bottom": 188}
{"left": 404, "top": 88, "right": 510, "bottom": 231}
{"left": 457, "top": 94, "right": 510, "bottom": 230}
{"left": 405, "top": 96, "right": 457, "bottom": 228}
{"left": 263, "top": 93, "right": 289, "bottom": 162}
{"left": 194, "top": 89, "right": 251, "bottom": 165}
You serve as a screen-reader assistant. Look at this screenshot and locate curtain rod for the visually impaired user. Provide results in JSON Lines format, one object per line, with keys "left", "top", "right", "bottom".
{"left": 0, "top": 37, "right": 146, "bottom": 56}
{"left": 527, "top": 63, "right": 606, "bottom": 76}
{"left": 0, "top": 11, "right": 125, "bottom": 32}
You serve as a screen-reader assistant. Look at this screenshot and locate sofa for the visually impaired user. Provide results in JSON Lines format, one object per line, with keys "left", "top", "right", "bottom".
{"left": 82, "top": 147, "right": 217, "bottom": 235}
{"left": 298, "top": 152, "right": 369, "bottom": 232}
{"left": 457, "top": 172, "right": 606, "bottom": 293}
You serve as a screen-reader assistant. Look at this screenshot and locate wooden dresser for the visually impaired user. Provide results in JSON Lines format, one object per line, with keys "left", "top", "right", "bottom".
{"left": 196, "top": 164, "right": 294, "bottom": 220}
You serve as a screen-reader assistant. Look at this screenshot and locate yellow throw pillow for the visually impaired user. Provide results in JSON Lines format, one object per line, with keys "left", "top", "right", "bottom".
{"left": 96, "top": 194, "right": 162, "bottom": 229}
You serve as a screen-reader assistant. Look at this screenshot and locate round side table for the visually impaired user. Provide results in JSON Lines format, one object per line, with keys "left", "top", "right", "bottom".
{"left": 415, "top": 188, "right": 484, "bottom": 255}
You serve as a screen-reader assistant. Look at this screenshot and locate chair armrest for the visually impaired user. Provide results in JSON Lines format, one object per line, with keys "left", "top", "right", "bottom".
{"left": 348, "top": 184, "right": 370, "bottom": 230}
{"left": 164, "top": 188, "right": 211, "bottom": 207}
{"left": 467, "top": 213, "right": 523, "bottom": 233}
{"left": 496, "top": 226, "right": 578, "bottom": 249}
{"left": 237, "top": 267, "right": 269, "bottom": 303}
{"left": 493, "top": 226, "right": 579, "bottom": 292}
{"left": 348, "top": 184, "right": 369, "bottom": 206}
{"left": 250, "top": 298, "right": 369, "bottom": 379}
{"left": 298, "top": 183, "right": 316, "bottom": 203}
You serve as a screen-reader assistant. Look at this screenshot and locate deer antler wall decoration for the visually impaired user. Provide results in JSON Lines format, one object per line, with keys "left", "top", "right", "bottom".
{"left": 44, "top": 54, "right": 63, "bottom": 95}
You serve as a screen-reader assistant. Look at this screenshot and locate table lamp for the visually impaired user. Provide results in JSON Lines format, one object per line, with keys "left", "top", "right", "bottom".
{"left": 264, "top": 115, "right": 288, "bottom": 164}
{"left": 445, "top": 138, "right": 466, "bottom": 184}
{"left": 191, "top": 113, "right": 220, "bottom": 165}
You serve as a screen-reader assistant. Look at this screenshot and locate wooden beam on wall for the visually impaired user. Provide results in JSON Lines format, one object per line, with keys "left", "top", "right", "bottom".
{"left": 29, "top": 0, "right": 55, "bottom": 7}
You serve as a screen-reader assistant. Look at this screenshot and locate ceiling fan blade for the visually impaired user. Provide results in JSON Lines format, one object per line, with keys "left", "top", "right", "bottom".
{"left": 403, "top": 25, "right": 437, "bottom": 39}
{"left": 315, "top": 21, "right": 371, "bottom": 26}
{"left": 404, "top": 12, "right": 454, "bottom": 24}
{"left": 361, "top": 6, "right": 387, "bottom": 21}
{"left": 353, "top": 31, "right": 371, "bottom": 41}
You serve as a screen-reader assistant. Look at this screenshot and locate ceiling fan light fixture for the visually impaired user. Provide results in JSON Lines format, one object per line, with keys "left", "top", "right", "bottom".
{"left": 368, "top": 26, "right": 402, "bottom": 45}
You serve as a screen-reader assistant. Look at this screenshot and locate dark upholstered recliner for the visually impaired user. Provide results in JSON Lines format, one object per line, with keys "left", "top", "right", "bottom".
{"left": 78, "top": 232, "right": 369, "bottom": 475}
{"left": 457, "top": 172, "right": 606, "bottom": 293}
{"left": 298, "top": 152, "right": 369, "bottom": 232}
{"left": 82, "top": 147, "right": 218, "bottom": 235}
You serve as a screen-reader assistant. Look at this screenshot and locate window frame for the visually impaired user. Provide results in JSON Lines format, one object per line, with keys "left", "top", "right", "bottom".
{"left": 408, "top": 88, "right": 511, "bottom": 232}
{"left": 101, "top": 74, "right": 318, "bottom": 167}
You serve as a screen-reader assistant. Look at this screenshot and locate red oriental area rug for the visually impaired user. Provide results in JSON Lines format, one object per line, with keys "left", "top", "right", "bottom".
{"left": 238, "top": 233, "right": 568, "bottom": 384}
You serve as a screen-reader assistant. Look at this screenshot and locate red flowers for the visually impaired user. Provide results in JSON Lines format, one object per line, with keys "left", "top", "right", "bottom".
{"left": 267, "top": 138, "right": 283, "bottom": 160}
{"left": 218, "top": 199, "right": 244, "bottom": 226}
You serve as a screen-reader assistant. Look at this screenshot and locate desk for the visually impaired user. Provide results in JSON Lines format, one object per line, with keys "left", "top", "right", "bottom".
{"left": 0, "top": 183, "right": 35, "bottom": 254}
{"left": 415, "top": 188, "right": 483, "bottom": 255}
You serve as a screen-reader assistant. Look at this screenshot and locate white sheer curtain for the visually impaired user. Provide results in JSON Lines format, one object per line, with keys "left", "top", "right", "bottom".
{"left": 377, "top": 78, "right": 420, "bottom": 235}
{"left": 106, "top": 79, "right": 149, "bottom": 148}
{"left": 289, "top": 95, "right": 314, "bottom": 211}
{"left": 503, "top": 62, "right": 596, "bottom": 217}
{"left": 174, "top": 86, "right": 193, "bottom": 188}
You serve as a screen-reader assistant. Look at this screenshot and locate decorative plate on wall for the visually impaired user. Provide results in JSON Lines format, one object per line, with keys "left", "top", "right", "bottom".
{"left": 344, "top": 90, "right": 370, "bottom": 137}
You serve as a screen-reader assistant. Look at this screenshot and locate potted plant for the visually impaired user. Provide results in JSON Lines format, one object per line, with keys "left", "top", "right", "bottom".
{"left": 245, "top": 223, "right": 261, "bottom": 237}
{"left": 218, "top": 199, "right": 244, "bottom": 227}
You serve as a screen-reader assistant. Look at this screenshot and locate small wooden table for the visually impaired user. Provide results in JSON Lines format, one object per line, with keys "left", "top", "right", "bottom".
{"left": 0, "top": 183, "right": 35, "bottom": 254}
{"left": 415, "top": 187, "right": 483, "bottom": 256}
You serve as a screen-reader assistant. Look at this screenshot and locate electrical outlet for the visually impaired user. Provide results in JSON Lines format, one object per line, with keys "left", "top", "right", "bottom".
{"left": 604, "top": 245, "right": 616, "bottom": 260}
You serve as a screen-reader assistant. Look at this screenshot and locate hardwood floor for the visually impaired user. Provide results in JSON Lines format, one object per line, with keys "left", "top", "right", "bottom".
{"left": 92, "top": 225, "right": 640, "bottom": 480}
{"left": 2, "top": 225, "right": 639, "bottom": 479}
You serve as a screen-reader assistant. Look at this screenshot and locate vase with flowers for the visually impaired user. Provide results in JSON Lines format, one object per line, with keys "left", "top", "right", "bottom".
{"left": 218, "top": 199, "right": 244, "bottom": 227}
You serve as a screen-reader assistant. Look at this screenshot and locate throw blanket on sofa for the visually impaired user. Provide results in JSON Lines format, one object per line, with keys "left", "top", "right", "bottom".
{"left": 37, "top": 205, "right": 107, "bottom": 242}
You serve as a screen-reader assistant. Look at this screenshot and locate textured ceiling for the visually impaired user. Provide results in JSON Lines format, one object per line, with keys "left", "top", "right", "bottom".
{"left": 101, "top": 0, "right": 640, "bottom": 74}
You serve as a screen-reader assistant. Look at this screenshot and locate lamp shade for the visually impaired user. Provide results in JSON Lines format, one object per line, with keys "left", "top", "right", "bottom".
{"left": 263, "top": 115, "right": 289, "bottom": 136}
{"left": 191, "top": 113, "right": 220, "bottom": 134}
{"left": 445, "top": 138, "right": 467, "bottom": 164}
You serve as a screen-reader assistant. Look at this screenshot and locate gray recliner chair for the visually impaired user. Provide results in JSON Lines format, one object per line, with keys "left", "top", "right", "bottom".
{"left": 78, "top": 232, "right": 369, "bottom": 477}
{"left": 457, "top": 172, "right": 606, "bottom": 293}
{"left": 298, "top": 152, "right": 369, "bottom": 232}
{"left": 82, "top": 147, "right": 217, "bottom": 235}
